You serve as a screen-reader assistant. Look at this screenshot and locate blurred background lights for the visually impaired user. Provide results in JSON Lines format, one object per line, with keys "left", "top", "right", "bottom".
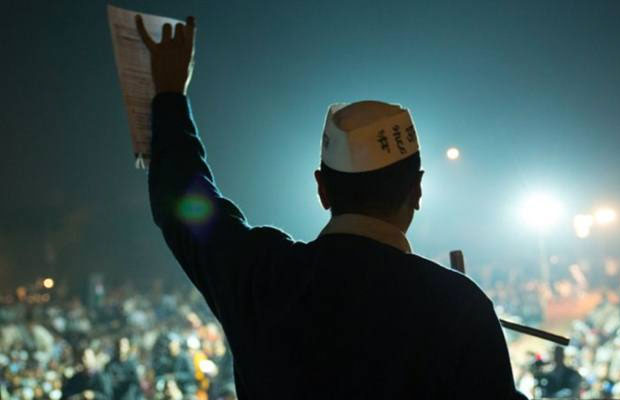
{"left": 573, "top": 214, "right": 594, "bottom": 239}
{"left": 16, "top": 286, "right": 27, "bottom": 300}
{"left": 186, "top": 335, "right": 201, "bottom": 350}
{"left": 43, "top": 278, "right": 55, "bottom": 289}
{"left": 199, "top": 359, "right": 218, "bottom": 376}
{"left": 594, "top": 207, "right": 617, "bottom": 226}
{"left": 519, "top": 193, "right": 564, "bottom": 230}
{"left": 446, "top": 147, "right": 460, "bottom": 160}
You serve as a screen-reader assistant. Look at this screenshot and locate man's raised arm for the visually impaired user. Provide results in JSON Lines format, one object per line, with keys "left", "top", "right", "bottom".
{"left": 136, "top": 15, "right": 295, "bottom": 332}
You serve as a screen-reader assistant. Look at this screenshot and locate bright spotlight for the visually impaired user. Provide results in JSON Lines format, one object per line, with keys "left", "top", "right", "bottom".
{"left": 573, "top": 214, "right": 594, "bottom": 239}
{"left": 594, "top": 207, "right": 617, "bottom": 226}
{"left": 446, "top": 147, "right": 460, "bottom": 160}
{"left": 519, "top": 193, "right": 563, "bottom": 231}
{"left": 43, "top": 278, "right": 55, "bottom": 289}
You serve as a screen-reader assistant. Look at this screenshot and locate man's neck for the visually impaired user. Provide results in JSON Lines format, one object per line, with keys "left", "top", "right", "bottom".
{"left": 353, "top": 209, "right": 412, "bottom": 233}
{"left": 320, "top": 213, "right": 412, "bottom": 253}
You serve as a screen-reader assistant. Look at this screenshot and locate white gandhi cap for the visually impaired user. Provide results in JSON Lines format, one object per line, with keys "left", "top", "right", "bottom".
{"left": 320, "top": 100, "right": 419, "bottom": 173}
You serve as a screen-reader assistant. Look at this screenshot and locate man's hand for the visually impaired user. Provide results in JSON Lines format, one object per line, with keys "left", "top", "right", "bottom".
{"left": 135, "top": 14, "right": 196, "bottom": 95}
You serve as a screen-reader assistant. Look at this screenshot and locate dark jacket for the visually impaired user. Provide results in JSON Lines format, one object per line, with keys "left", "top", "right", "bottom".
{"left": 62, "top": 370, "right": 112, "bottom": 400}
{"left": 104, "top": 357, "right": 143, "bottom": 400}
{"left": 148, "top": 93, "right": 528, "bottom": 400}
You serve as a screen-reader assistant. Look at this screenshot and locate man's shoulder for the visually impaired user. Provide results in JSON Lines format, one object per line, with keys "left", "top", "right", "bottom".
{"left": 246, "top": 225, "right": 298, "bottom": 246}
{"left": 403, "top": 253, "right": 492, "bottom": 304}
{"left": 248, "top": 224, "right": 293, "bottom": 240}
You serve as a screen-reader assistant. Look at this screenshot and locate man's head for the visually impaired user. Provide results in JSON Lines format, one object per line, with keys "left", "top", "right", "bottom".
{"left": 315, "top": 100, "right": 423, "bottom": 231}
{"left": 116, "top": 336, "right": 131, "bottom": 361}
{"left": 78, "top": 347, "right": 98, "bottom": 372}
{"left": 169, "top": 335, "right": 182, "bottom": 356}
{"left": 553, "top": 345, "right": 565, "bottom": 366}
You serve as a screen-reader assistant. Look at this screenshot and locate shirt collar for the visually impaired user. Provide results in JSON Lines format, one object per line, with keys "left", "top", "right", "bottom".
{"left": 318, "top": 213, "right": 412, "bottom": 254}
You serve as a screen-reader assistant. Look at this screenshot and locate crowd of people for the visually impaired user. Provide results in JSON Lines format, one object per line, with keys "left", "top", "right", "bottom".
{"left": 509, "top": 289, "right": 620, "bottom": 399}
{"left": 1, "top": 256, "right": 619, "bottom": 399}
{"left": 0, "top": 280, "right": 236, "bottom": 400}
{"left": 484, "top": 257, "right": 620, "bottom": 399}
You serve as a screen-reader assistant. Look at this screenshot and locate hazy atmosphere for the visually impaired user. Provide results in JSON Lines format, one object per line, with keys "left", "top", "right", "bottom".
{"left": 2, "top": 0, "right": 619, "bottom": 291}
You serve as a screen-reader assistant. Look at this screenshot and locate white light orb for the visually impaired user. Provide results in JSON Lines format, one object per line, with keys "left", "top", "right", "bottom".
{"left": 186, "top": 336, "right": 201, "bottom": 350}
{"left": 594, "top": 207, "right": 617, "bottom": 226}
{"left": 446, "top": 147, "right": 460, "bottom": 160}
{"left": 199, "top": 359, "right": 218, "bottom": 376}
{"left": 519, "top": 193, "right": 564, "bottom": 231}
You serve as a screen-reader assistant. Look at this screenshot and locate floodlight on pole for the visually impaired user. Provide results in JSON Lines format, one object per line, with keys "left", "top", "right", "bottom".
{"left": 519, "top": 193, "right": 564, "bottom": 231}
{"left": 519, "top": 193, "right": 563, "bottom": 290}
{"left": 594, "top": 207, "right": 617, "bottom": 226}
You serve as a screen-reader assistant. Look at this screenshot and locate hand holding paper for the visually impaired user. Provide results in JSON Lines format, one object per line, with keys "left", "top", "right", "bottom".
{"left": 135, "top": 15, "right": 196, "bottom": 95}
{"left": 107, "top": 5, "right": 188, "bottom": 167}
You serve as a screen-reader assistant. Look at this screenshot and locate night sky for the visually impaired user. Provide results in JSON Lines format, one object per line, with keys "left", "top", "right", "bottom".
{"left": 2, "top": 0, "right": 619, "bottom": 292}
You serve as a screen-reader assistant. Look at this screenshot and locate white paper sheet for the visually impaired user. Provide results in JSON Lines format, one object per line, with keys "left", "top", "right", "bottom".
{"left": 107, "top": 4, "right": 182, "bottom": 168}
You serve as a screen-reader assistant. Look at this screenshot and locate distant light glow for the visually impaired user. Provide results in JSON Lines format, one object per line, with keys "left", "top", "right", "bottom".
{"left": 519, "top": 193, "right": 563, "bottom": 231}
{"left": 594, "top": 207, "right": 617, "bottom": 226}
{"left": 446, "top": 147, "right": 460, "bottom": 160}
{"left": 16, "top": 286, "right": 27, "bottom": 300}
{"left": 176, "top": 194, "right": 213, "bottom": 224}
{"left": 187, "top": 335, "right": 201, "bottom": 350}
{"left": 573, "top": 214, "right": 594, "bottom": 239}
{"left": 199, "top": 359, "right": 218, "bottom": 375}
{"left": 43, "top": 278, "right": 55, "bottom": 289}
{"left": 49, "top": 390, "right": 62, "bottom": 400}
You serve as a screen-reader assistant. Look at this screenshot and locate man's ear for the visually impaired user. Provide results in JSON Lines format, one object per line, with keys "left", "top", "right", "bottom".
{"left": 411, "top": 170, "right": 424, "bottom": 210}
{"left": 314, "top": 169, "right": 330, "bottom": 210}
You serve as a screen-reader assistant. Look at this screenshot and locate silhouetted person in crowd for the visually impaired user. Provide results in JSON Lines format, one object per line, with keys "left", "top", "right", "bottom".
{"left": 104, "top": 337, "right": 143, "bottom": 400}
{"left": 539, "top": 346, "right": 582, "bottom": 398}
{"left": 153, "top": 334, "right": 197, "bottom": 396}
{"left": 62, "top": 347, "right": 111, "bottom": 399}
{"left": 136, "top": 13, "right": 528, "bottom": 399}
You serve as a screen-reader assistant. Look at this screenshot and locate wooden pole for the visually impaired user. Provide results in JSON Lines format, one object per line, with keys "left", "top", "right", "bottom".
{"left": 449, "top": 250, "right": 569, "bottom": 346}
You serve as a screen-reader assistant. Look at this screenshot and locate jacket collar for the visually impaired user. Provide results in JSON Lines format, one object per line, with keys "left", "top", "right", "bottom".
{"left": 318, "top": 213, "right": 412, "bottom": 254}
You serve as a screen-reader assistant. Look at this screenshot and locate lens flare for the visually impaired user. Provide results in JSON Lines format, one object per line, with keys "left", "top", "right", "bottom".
{"left": 176, "top": 194, "right": 213, "bottom": 224}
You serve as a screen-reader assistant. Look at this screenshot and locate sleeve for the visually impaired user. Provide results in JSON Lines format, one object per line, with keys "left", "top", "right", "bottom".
{"left": 147, "top": 92, "right": 294, "bottom": 333}
{"left": 454, "top": 293, "right": 529, "bottom": 400}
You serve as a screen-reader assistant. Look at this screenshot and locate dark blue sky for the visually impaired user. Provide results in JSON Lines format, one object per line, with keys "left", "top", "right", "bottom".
{"left": 1, "top": 0, "right": 619, "bottom": 291}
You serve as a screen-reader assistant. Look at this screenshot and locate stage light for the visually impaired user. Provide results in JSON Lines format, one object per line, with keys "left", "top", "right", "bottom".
{"left": 594, "top": 207, "right": 617, "bottom": 226}
{"left": 446, "top": 147, "right": 460, "bottom": 160}
{"left": 43, "top": 278, "right": 55, "bottom": 289}
{"left": 519, "top": 193, "right": 563, "bottom": 231}
{"left": 573, "top": 214, "right": 594, "bottom": 239}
